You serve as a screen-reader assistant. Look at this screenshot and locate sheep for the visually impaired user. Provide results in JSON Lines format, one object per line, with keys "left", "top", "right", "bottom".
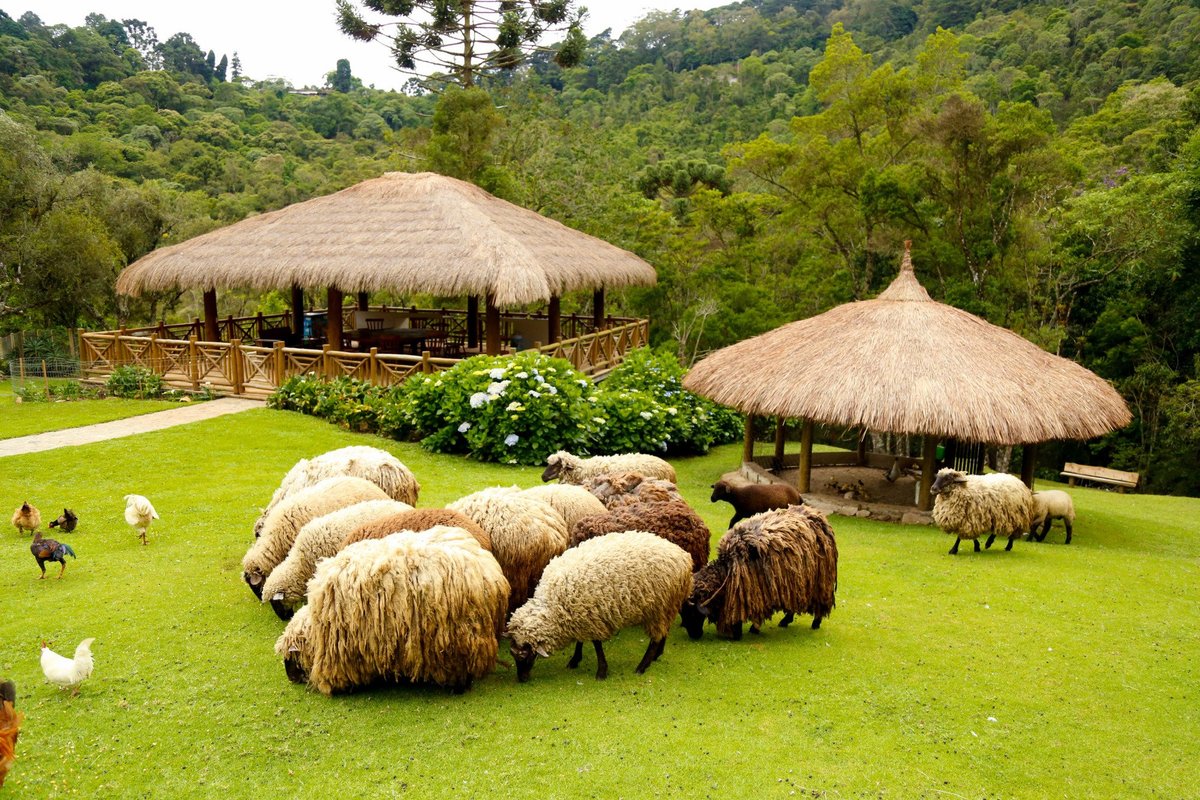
{"left": 448, "top": 488, "right": 568, "bottom": 614}
{"left": 341, "top": 508, "right": 492, "bottom": 552}
{"left": 583, "top": 471, "right": 684, "bottom": 509}
{"left": 518, "top": 484, "right": 606, "bottom": 531}
{"left": 710, "top": 478, "right": 802, "bottom": 528}
{"left": 253, "top": 446, "right": 419, "bottom": 538}
{"left": 681, "top": 505, "right": 838, "bottom": 641}
{"left": 1029, "top": 490, "right": 1076, "bottom": 544}
{"left": 275, "top": 526, "right": 509, "bottom": 695}
{"left": 242, "top": 476, "right": 389, "bottom": 599}
{"left": 569, "top": 500, "right": 712, "bottom": 571}
{"left": 261, "top": 499, "right": 414, "bottom": 620}
{"left": 507, "top": 530, "right": 693, "bottom": 682}
{"left": 930, "top": 468, "right": 1034, "bottom": 555}
{"left": 541, "top": 450, "right": 677, "bottom": 485}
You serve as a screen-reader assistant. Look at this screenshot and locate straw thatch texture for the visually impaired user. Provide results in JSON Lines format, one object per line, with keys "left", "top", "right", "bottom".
{"left": 683, "top": 249, "right": 1130, "bottom": 445}
{"left": 115, "top": 172, "right": 656, "bottom": 304}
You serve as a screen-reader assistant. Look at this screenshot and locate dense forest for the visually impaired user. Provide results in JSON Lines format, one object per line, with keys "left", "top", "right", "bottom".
{"left": 0, "top": 1, "right": 1198, "bottom": 493}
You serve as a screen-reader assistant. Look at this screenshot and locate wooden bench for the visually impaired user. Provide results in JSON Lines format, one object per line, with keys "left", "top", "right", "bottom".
{"left": 1060, "top": 462, "right": 1140, "bottom": 493}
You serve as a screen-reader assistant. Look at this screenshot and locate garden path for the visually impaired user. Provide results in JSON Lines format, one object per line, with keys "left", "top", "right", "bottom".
{"left": 0, "top": 397, "right": 265, "bottom": 458}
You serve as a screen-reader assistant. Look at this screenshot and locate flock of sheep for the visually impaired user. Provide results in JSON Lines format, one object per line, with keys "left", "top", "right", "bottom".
{"left": 241, "top": 446, "right": 840, "bottom": 694}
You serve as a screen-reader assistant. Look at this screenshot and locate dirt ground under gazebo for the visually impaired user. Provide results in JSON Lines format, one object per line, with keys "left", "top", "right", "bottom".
{"left": 721, "top": 464, "right": 934, "bottom": 526}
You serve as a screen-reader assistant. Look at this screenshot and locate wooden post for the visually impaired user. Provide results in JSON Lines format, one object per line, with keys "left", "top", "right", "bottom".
{"left": 467, "top": 295, "right": 479, "bottom": 350}
{"left": 357, "top": 291, "right": 369, "bottom": 311}
{"left": 203, "top": 289, "right": 219, "bottom": 342}
{"left": 255, "top": 311, "right": 265, "bottom": 337}
{"left": 117, "top": 327, "right": 127, "bottom": 365}
{"left": 42, "top": 359, "right": 49, "bottom": 396}
{"left": 548, "top": 295, "right": 561, "bottom": 344}
{"left": 798, "top": 419, "right": 814, "bottom": 493}
{"left": 856, "top": 428, "right": 868, "bottom": 466}
{"left": 919, "top": 436, "right": 938, "bottom": 511}
{"left": 592, "top": 288, "right": 605, "bottom": 331}
{"left": 773, "top": 417, "right": 786, "bottom": 471}
{"left": 322, "top": 344, "right": 333, "bottom": 379}
{"left": 369, "top": 347, "right": 378, "bottom": 384}
{"left": 1021, "top": 443, "right": 1038, "bottom": 490}
{"left": 273, "top": 341, "right": 285, "bottom": 387}
{"left": 326, "top": 286, "right": 343, "bottom": 350}
{"left": 189, "top": 335, "right": 199, "bottom": 390}
{"left": 485, "top": 294, "right": 501, "bottom": 356}
{"left": 742, "top": 415, "right": 755, "bottom": 464}
{"left": 230, "top": 339, "right": 243, "bottom": 395}
{"left": 422, "top": 350, "right": 432, "bottom": 374}
{"left": 291, "top": 285, "right": 305, "bottom": 339}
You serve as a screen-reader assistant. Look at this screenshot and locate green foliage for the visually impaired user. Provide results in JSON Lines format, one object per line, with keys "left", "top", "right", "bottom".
{"left": 105, "top": 364, "right": 164, "bottom": 398}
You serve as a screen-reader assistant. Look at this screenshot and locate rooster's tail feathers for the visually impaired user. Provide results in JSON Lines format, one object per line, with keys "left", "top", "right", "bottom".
{"left": 62, "top": 543, "right": 76, "bottom": 559}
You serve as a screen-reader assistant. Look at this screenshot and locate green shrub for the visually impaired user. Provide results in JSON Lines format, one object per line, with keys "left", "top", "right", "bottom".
{"left": 106, "top": 365, "right": 164, "bottom": 399}
{"left": 268, "top": 373, "right": 327, "bottom": 414}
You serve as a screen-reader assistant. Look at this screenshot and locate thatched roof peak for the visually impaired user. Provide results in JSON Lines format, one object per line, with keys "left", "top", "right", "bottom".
{"left": 877, "top": 240, "right": 931, "bottom": 303}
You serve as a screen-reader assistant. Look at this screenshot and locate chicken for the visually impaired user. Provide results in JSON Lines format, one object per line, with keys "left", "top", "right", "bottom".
{"left": 11, "top": 502, "right": 40, "bottom": 536}
{"left": 123, "top": 494, "right": 159, "bottom": 545}
{"left": 49, "top": 508, "right": 78, "bottom": 533}
{"left": 30, "top": 532, "right": 76, "bottom": 579}
{"left": 0, "top": 679, "right": 22, "bottom": 789}
{"left": 40, "top": 639, "right": 95, "bottom": 696}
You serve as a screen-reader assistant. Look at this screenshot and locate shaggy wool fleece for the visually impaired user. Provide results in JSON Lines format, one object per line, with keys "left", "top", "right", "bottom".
{"left": 545, "top": 451, "right": 677, "bottom": 484}
{"left": 570, "top": 500, "right": 711, "bottom": 571}
{"left": 583, "top": 471, "right": 684, "bottom": 509}
{"left": 340, "top": 507, "right": 492, "bottom": 552}
{"left": 519, "top": 484, "right": 606, "bottom": 531}
{"left": 931, "top": 469, "right": 1033, "bottom": 540}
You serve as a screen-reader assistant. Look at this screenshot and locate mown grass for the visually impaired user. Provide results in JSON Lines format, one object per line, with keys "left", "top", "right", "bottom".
{"left": 0, "top": 408, "right": 1197, "bottom": 799}
{"left": 0, "top": 382, "right": 180, "bottom": 440}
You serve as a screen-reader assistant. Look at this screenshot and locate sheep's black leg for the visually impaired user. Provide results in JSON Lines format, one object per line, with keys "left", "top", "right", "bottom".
{"left": 779, "top": 612, "right": 795, "bottom": 628}
{"left": 1064, "top": 519, "right": 1072, "bottom": 544}
{"left": 749, "top": 623, "right": 761, "bottom": 635}
{"left": 1005, "top": 535, "right": 1016, "bottom": 552}
{"left": 728, "top": 513, "right": 742, "bottom": 529}
{"left": 567, "top": 641, "right": 584, "bottom": 669}
{"left": 1038, "top": 518, "right": 1051, "bottom": 542}
{"left": 635, "top": 638, "right": 663, "bottom": 674}
{"left": 592, "top": 640, "right": 608, "bottom": 680}
{"left": 450, "top": 678, "right": 472, "bottom": 695}
{"left": 949, "top": 537, "right": 961, "bottom": 555}
{"left": 730, "top": 622, "right": 743, "bottom": 641}
{"left": 811, "top": 614, "right": 823, "bottom": 630}
{"left": 984, "top": 533, "right": 996, "bottom": 549}
{"left": 652, "top": 637, "right": 666, "bottom": 661}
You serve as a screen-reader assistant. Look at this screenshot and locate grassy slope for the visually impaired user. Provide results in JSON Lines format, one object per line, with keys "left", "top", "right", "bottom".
{"left": 0, "top": 383, "right": 180, "bottom": 440}
{"left": 0, "top": 409, "right": 1196, "bottom": 798}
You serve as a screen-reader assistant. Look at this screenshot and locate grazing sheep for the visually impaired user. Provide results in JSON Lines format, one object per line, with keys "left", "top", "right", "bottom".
{"left": 1030, "top": 490, "right": 1076, "bottom": 544}
{"left": 583, "top": 471, "right": 684, "bottom": 509}
{"left": 710, "top": 478, "right": 802, "bottom": 528}
{"left": 519, "top": 484, "right": 606, "bottom": 531}
{"left": 275, "top": 526, "right": 509, "bottom": 695}
{"left": 681, "top": 505, "right": 838, "bottom": 641}
{"left": 448, "top": 488, "right": 568, "bottom": 614}
{"left": 242, "top": 476, "right": 389, "bottom": 599}
{"left": 262, "top": 499, "right": 414, "bottom": 620}
{"left": 507, "top": 531, "right": 693, "bottom": 682}
{"left": 541, "top": 450, "right": 676, "bottom": 485}
{"left": 930, "top": 468, "right": 1033, "bottom": 555}
{"left": 254, "top": 446, "right": 420, "bottom": 537}
{"left": 570, "top": 500, "right": 711, "bottom": 571}
{"left": 341, "top": 508, "right": 492, "bottom": 552}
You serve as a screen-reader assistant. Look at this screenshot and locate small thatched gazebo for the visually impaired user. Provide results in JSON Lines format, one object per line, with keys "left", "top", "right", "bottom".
{"left": 115, "top": 172, "right": 657, "bottom": 353}
{"left": 683, "top": 244, "right": 1131, "bottom": 510}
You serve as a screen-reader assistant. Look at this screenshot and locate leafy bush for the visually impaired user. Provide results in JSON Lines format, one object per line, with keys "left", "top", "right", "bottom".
{"left": 268, "top": 374, "right": 327, "bottom": 414}
{"left": 106, "top": 365, "right": 164, "bottom": 399}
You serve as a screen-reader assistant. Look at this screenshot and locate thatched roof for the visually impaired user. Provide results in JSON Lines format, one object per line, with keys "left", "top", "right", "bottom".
{"left": 683, "top": 246, "right": 1130, "bottom": 445}
{"left": 115, "top": 172, "right": 656, "bottom": 305}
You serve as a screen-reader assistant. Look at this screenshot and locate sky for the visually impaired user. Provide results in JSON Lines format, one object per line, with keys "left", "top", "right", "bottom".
{"left": 10, "top": 1, "right": 732, "bottom": 91}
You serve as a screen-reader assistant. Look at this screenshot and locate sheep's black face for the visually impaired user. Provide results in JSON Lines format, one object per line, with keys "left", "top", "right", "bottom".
{"left": 709, "top": 483, "right": 725, "bottom": 503}
{"left": 270, "top": 592, "right": 295, "bottom": 621}
{"left": 510, "top": 643, "right": 537, "bottom": 682}
{"left": 283, "top": 650, "right": 308, "bottom": 685}
{"left": 243, "top": 570, "right": 264, "bottom": 599}
{"left": 680, "top": 601, "right": 706, "bottom": 640}
{"left": 540, "top": 461, "right": 561, "bottom": 482}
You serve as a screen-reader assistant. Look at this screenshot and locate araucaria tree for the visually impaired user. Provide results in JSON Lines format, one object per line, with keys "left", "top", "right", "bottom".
{"left": 335, "top": 0, "right": 586, "bottom": 88}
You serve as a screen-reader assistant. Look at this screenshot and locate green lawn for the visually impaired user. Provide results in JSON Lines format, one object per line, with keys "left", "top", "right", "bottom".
{"left": 0, "top": 382, "right": 180, "bottom": 440}
{"left": 0, "top": 408, "right": 1196, "bottom": 798}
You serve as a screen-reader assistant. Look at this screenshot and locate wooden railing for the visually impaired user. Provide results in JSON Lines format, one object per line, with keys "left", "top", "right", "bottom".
{"left": 80, "top": 316, "right": 649, "bottom": 398}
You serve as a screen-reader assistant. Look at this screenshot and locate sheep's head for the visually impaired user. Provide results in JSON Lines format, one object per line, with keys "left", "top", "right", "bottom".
{"left": 541, "top": 453, "right": 565, "bottom": 482}
{"left": 709, "top": 480, "right": 731, "bottom": 503}
{"left": 243, "top": 569, "right": 265, "bottom": 599}
{"left": 506, "top": 619, "right": 551, "bottom": 683}
{"left": 930, "top": 468, "right": 967, "bottom": 495}
{"left": 270, "top": 592, "right": 295, "bottom": 622}
{"left": 680, "top": 599, "right": 707, "bottom": 640}
{"left": 283, "top": 649, "right": 308, "bottom": 684}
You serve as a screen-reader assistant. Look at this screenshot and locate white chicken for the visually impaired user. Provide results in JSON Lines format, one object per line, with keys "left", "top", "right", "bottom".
{"left": 40, "top": 638, "right": 95, "bottom": 696}
{"left": 123, "top": 494, "right": 159, "bottom": 545}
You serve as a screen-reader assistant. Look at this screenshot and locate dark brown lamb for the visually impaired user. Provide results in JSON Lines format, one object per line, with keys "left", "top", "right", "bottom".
{"left": 569, "top": 500, "right": 712, "bottom": 571}
{"left": 710, "top": 479, "right": 802, "bottom": 529}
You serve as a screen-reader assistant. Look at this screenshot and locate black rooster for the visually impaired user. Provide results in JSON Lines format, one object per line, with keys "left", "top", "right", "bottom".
{"left": 30, "top": 532, "right": 76, "bottom": 579}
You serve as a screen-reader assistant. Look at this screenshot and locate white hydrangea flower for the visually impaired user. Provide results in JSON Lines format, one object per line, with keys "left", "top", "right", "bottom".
{"left": 546, "top": 385, "right": 557, "bottom": 395}
{"left": 469, "top": 392, "right": 490, "bottom": 408}
{"left": 487, "top": 380, "right": 510, "bottom": 395}
{"left": 587, "top": 395, "right": 598, "bottom": 403}
{"left": 528, "top": 390, "right": 541, "bottom": 398}
{"left": 506, "top": 401, "right": 523, "bottom": 412}
{"left": 639, "top": 411, "right": 653, "bottom": 420}
{"left": 516, "top": 371, "right": 529, "bottom": 379}
{"left": 534, "top": 374, "right": 545, "bottom": 384}
{"left": 666, "top": 407, "right": 677, "bottom": 415}
{"left": 504, "top": 433, "right": 520, "bottom": 446}
{"left": 577, "top": 379, "right": 588, "bottom": 387}
{"left": 592, "top": 417, "right": 606, "bottom": 424}
{"left": 458, "top": 422, "right": 471, "bottom": 433}
{"left": 489, "top": 368, "right": 507, "bottom": 379}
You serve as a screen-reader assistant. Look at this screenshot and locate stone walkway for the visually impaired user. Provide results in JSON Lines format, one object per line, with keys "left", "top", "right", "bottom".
{"left": 0, "top": 397, "right": 265, "bottom": 458}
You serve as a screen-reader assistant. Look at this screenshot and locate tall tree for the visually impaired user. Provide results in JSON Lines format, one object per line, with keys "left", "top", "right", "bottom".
{"left": 330, "top": 58, "right": 354, "bottom": 92}
{"left": 335, "top": 0, "right": 586, "bottom": 88}
{"left": 121, "top": 18, "right": 161, "bottom": 69}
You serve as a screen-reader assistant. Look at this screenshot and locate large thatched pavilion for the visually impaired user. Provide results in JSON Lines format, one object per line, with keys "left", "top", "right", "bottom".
{"left": 115, "top": 171, "right": 657, "bottom": 356}
{"left": 683, "top": 244, "right": 1131, "bottom": 512}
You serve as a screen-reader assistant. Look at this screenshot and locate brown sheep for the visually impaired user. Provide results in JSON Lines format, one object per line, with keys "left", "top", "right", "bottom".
{"left": 583, "top": 471, "right": 684, "bottom": 509}
{"left": 710, "top": 478, "right": 802, "bottom": 529}
{"left": 569, "top": 500, "right": 711, "bottom": 571}
{"left": 341, "top": 508, "right": 491, "bottom": 552}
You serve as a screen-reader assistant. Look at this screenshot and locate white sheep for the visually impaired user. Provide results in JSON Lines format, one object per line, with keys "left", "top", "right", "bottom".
{"left": 930, "top": 468, "right": 1033, "bottom": 555}
{"left": 275, "top": 526, "right": 509, "bottom": 695}
{"left": 261, "top": 498, "right": 414, "bottom": 620}
{"left": 506, "top": 530, "right": 693, "bottom": 682}
{"left": 541, "top": 450, "right": 677, "bottom": 485}
{"left": 243, "top": 476, "right": 389, "bottom": 598}
{"left": 518, "top": 484, "right": 606, "bottom": 531}
{"left": 1029, "top": 490, "right": 1076, "bottom": 544}
{"left": 253, "top": 446, "right": 419, "bottom": 537}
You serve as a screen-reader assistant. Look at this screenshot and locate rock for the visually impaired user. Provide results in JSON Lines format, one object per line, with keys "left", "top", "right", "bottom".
{"left": 901, "top": 511, "right": 931, "bottom": 526}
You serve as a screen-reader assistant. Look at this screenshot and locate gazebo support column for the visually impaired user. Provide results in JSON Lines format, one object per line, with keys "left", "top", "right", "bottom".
{"left": 798, "top": 419, "right": 813, "bottom": 494}
{"left": 356, "top": 292, "right": 369, "bottom": 311}
{"left": 548, "top": 296, "right": 561, "bottom": 344}
{"left": 203, "top": 289, "right": 219, "bottom": 342}
{"left": 467, "top": 296, "right": 479, "bottom": 350}
{"left": 485, "top": 295, "right": 501, "bottom": 356}
{"left": 919, "top": 436, "right": 938, "bottom": 511}
{"left": 290, "top": 286, "right": 304, "bottom": 339}
{"left": 1021, "top": 443, "right": 1037, "bottom": 489}
{"left": 856, "top": 429, "right": 868, "bottom": 466}
{"left": 773, "top": 417, "right": 786, "bottom": 471}
{"left": 742, "top": 415, "right": 755, "bottom": 464}
{"left": 327, "top": 286, "right": 343, "bottom": 350}
{"left": 593, "top": 289, "right": 605, "bottom": 330}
